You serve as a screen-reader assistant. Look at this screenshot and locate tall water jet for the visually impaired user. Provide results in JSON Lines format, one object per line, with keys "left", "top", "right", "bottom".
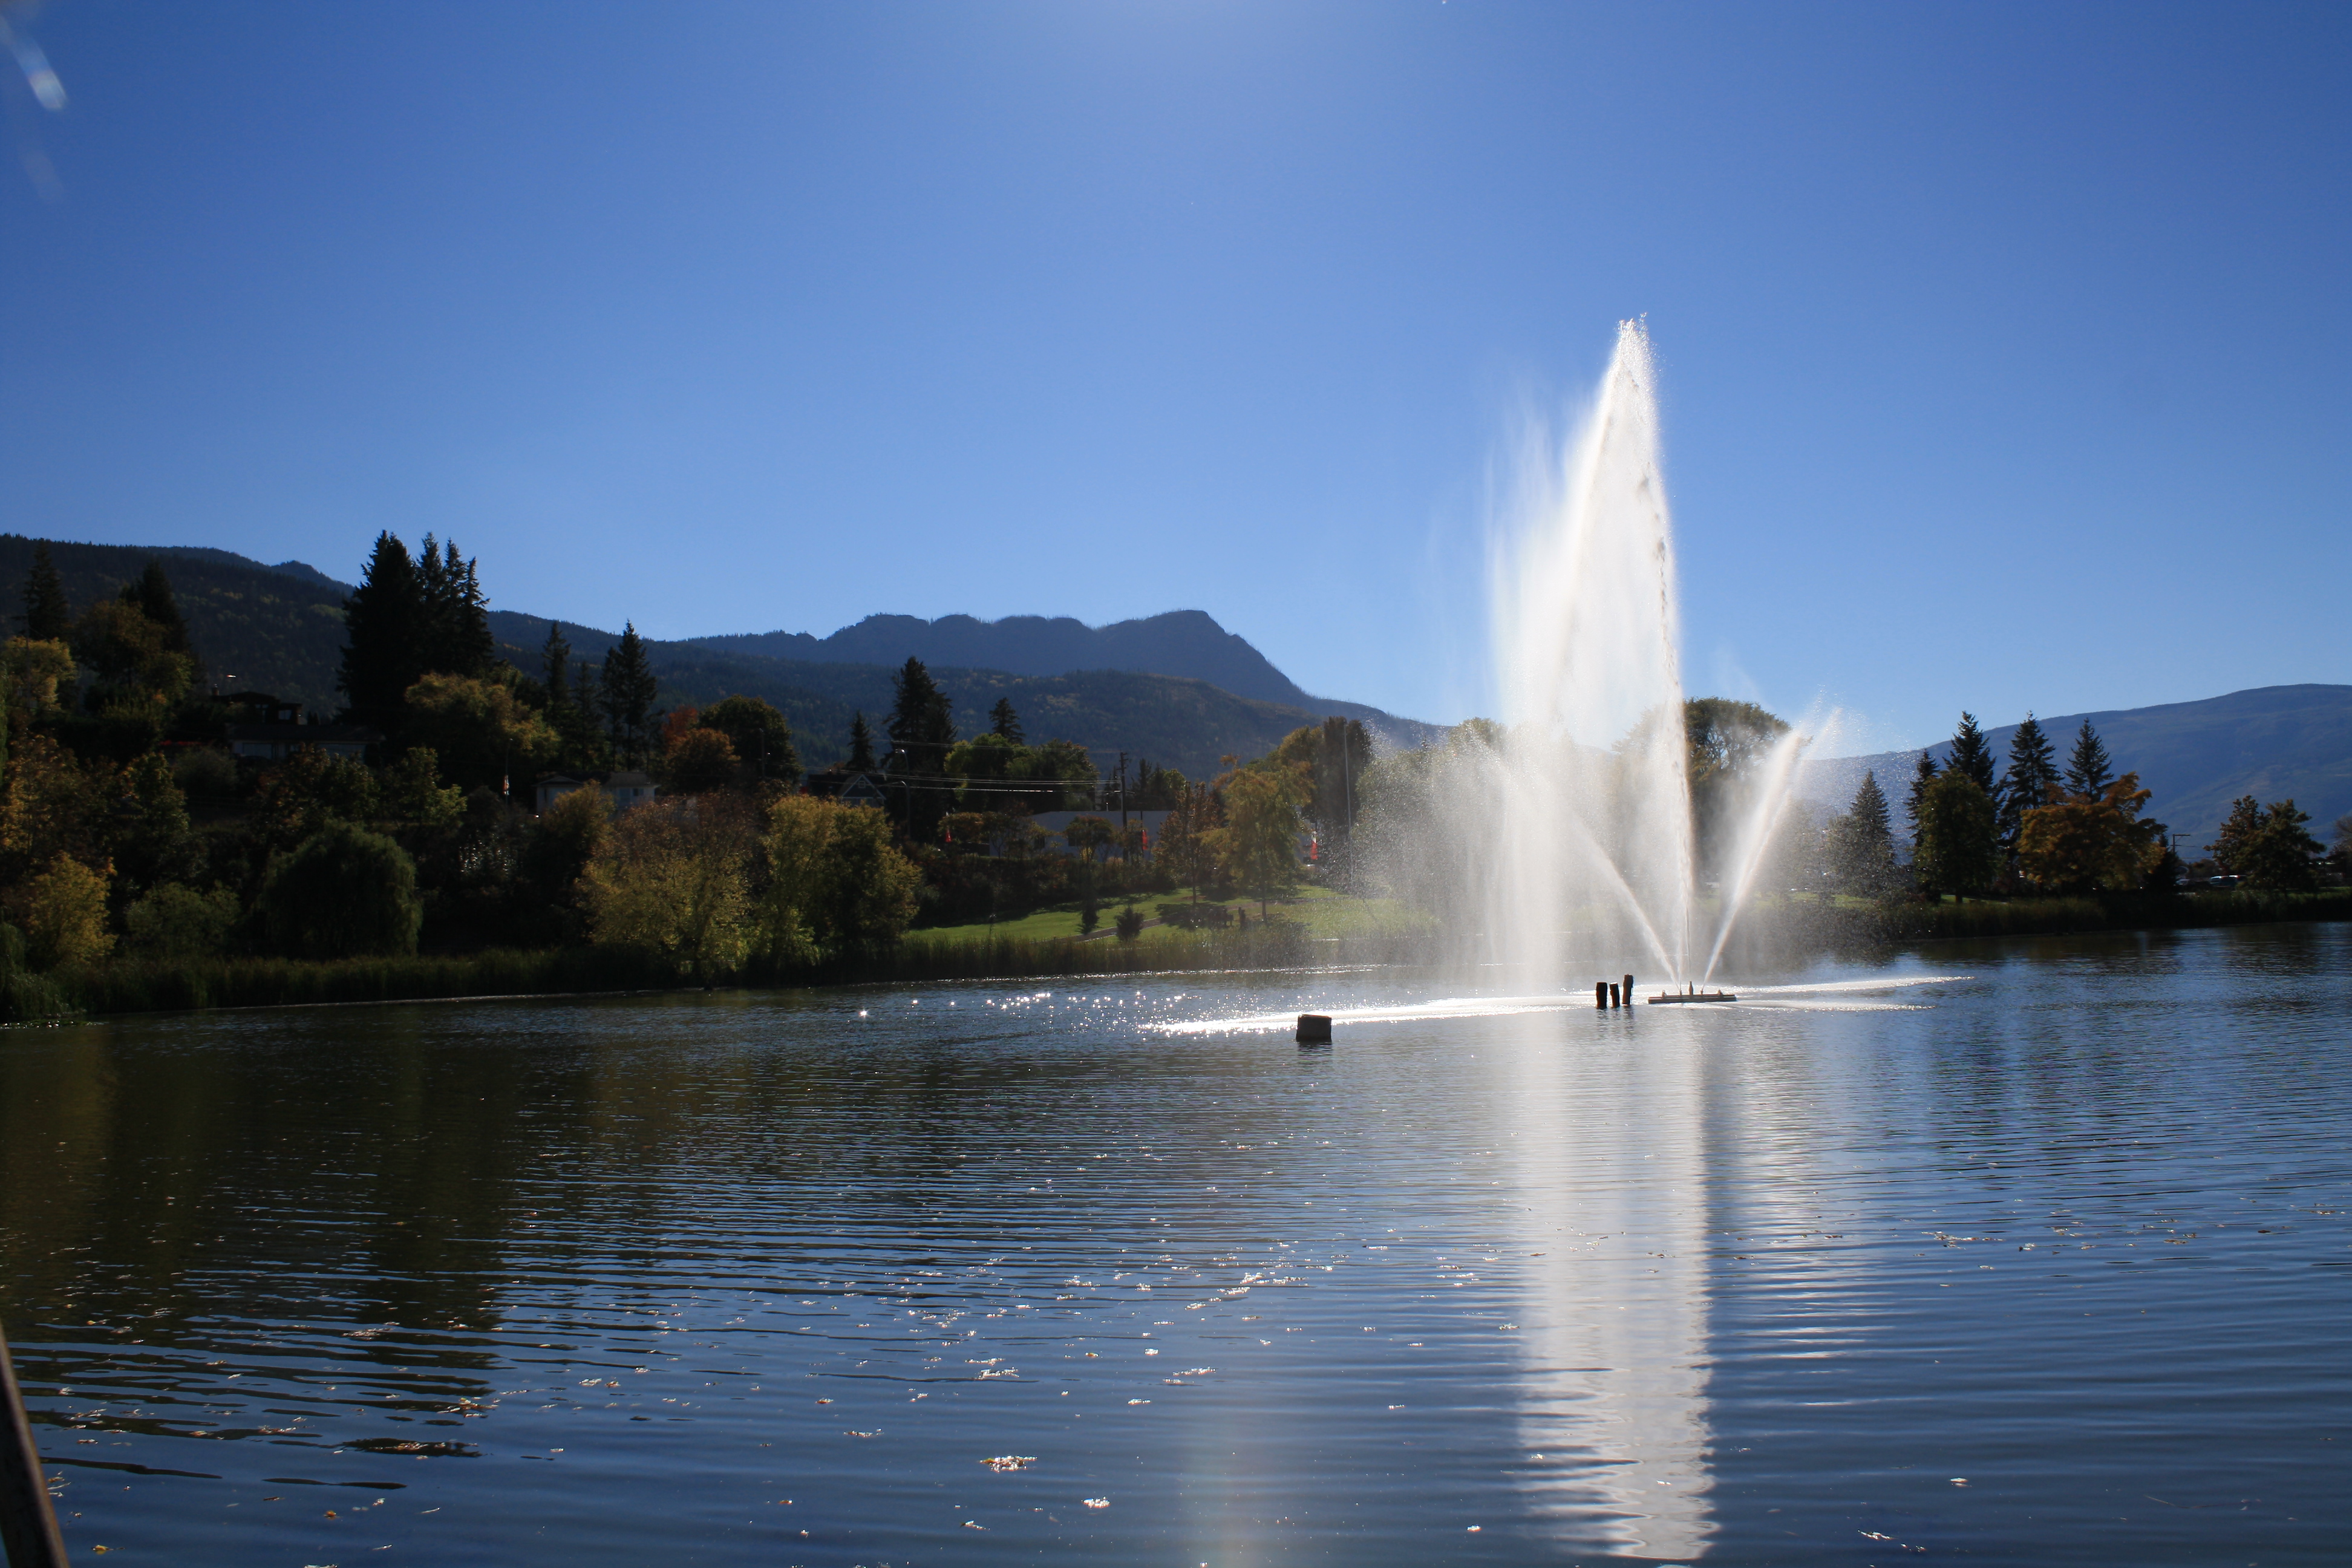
{"left": 1487, "top": 318, "right": 1694, "bottom": 981}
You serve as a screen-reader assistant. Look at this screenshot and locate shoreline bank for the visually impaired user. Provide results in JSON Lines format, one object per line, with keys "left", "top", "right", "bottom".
{"left": 11, "top": 890, "right": 2345, "bottom": 1023}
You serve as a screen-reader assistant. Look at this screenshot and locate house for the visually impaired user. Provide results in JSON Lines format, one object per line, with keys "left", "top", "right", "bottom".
{"left": 534, "top": 770, "right": 660, "bottom": 815}
{"left": 806, "top": 767, "right": 889, "bottom": 808}
{"left": 221, "top": 696, "right": 382, "bottom": 762}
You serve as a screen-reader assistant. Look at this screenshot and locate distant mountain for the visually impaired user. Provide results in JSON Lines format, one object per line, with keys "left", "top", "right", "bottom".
{"left": 685, "top": 609, "right": 1394, "bottom": 726}
{"left": 0, "top": 534, "right": 356, "bottom": 710}
{"left": 0, "top": 537, "right": 1431, "bottom": 778}
{"left": 1802, "top": 685, "right": 2352, "bottom": 849}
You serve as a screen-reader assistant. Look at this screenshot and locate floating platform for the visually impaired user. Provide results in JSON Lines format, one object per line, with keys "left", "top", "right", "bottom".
{"left": 1648, "top": 990, "right": 1738, "bottom": 1005}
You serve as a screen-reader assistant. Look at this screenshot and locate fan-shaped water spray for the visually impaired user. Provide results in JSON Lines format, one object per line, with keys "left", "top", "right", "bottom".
{"left": 1371, "top": 320, "right": 1817, "bottom": 985}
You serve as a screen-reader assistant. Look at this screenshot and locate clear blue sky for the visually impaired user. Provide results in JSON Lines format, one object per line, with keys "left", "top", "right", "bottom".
{"left": 2, "top": 1, "right": 2345, "bottom": 750}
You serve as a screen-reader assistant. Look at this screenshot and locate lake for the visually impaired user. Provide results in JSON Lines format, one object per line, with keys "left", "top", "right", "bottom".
{"left": 2, "top": 923, "right": 2347, "bottom": 1565}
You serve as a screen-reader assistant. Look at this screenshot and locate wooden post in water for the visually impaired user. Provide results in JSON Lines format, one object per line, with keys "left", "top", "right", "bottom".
{"left": 1624, "top": 975, "right": 1635, "bottom": 1008}
{"left": 1295, "top": 1013, "right": 1332, "bottom": 1044}
{"left": 1607, "top": 983, "right": 1621, "bottom": 1008}
{"left": 1594, "top": 981, "right": 1608, "bottom": 1010}
{"left": 0, "top": 1322, "right": 68, "bottom": 1568}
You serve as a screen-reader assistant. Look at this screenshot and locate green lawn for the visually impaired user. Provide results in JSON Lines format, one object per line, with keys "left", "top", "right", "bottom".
{"left": 912, "top": 884, "right": 1434, "bottom": 948}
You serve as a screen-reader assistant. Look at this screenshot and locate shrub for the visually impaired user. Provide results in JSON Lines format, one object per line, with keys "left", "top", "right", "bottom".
{"left": 169, "top": 745, "right": 238, "bottom": 799}
{"left": 0, "top": 922, "right": 76, "bottom": 1021}
{"left": 124, "top": 883, "right": 240, "bottom": 959}
{"left": 1115, "top": 904, "right": 1145, "bottom": 942}
{"left": 258, "top": 823, "right": 423, "bottom": 958}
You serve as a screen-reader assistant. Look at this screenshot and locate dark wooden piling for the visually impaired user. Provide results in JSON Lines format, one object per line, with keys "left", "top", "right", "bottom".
{"left": 1608, "top": 983, "right": 1621, "bottom": 1008}
{"left": 1595, "top": 981, "right": 1608, "bottom": 1009}
{"left": 1295, "top": 1013, "right": 1332, "bottom": 1044}
{"left": 0, "top": 1324, "right": 68, "bottom": 1568}
{"left": 1624, "top": 975, "right": 1635, "bottom": 1008}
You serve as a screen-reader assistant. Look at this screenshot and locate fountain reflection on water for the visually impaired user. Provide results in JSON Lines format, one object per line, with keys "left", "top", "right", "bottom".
{"left": 1469, "top": 321, "right": 1814, "bottom": 1557}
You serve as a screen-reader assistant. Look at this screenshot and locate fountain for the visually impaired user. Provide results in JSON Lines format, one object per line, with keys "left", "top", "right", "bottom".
{"left": 1368, "top": 318, "right": 1812, "bottom": 986}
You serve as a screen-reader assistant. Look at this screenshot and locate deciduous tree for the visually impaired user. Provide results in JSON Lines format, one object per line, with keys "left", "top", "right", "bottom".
{"left": 2208, "top": 796, "right": 2323, "bottom": 891}
{"left": 405, "top": 671, "right": 559, "bottom": 792}
{"left": 259, "top": 823, "right": 423, "bottom": 959}
{"left": 699, "top": 694, "right": 798, "bottom": 785}
{"left": 2017, "top": 773, "right": 2164, "bottom": 893}
{"left": 581, "top": 795, "right": 754, "bottom": 978}
{"left": 1911, "top": 773, "right": 1999, "bottom": 898}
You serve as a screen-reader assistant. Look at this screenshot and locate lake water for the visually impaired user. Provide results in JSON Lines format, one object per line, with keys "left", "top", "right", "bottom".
{"left": 2, "top": 924, "right": 2347, "bottom": 1566}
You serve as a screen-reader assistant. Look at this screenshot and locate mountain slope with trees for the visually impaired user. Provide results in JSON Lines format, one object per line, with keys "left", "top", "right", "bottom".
{"left": 1803, "top": 685, "right": 2352, "bottom": 848}
{"left": 0, "top": 537, "right": 1431, "bottom": 777}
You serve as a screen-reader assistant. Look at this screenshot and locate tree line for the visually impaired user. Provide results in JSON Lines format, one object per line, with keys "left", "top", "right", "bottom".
{"left": 1820, "top": 711, "right": 2331, "bottom": 897}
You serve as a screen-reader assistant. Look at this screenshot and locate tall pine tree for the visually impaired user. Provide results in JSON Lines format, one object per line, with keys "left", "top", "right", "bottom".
{"left": 885, "top": 658, "right": 955, "bottom": 771}
{"left": 1997, "top": 712, "right": 2060, "bottom": 851}
{"left": 1826, "top": 769, "right": 1896, "bottom": 893}
{"left": 541, "top": 622, "right": 572, "bottom": 708}
{"left": 21, "top": 540, "right": 70, "bottom": 641}
{"left": 338, "top": 532, "right": 427, "bottom": 727}
{"left": 122, "top": 561, "right": 193, "bottom": 658}
{"left": 846, "top": 712, "right": 877, "bottom": 772}
{"left": 1948, "top": 712, "right": 1999, "bottom": 794}
{"left": 415, "top": 534, "right": 495, "bottom": 678}
{"left": 2064, "top": 720, "right": 2114, "bottom": 796}
{"left": 1906, "top": 752, "right": 1940, "bottom": 839}
{"left": 601, "top": 622, "right": 658, "bottom": 765}
{"left": 989, "top": 696, "right": 1024, "bottom": 743}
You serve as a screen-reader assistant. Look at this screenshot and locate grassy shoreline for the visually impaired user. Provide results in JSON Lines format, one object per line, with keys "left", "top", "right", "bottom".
{"left": 14, "top": 888, "right": 2345, "bottom": 1022}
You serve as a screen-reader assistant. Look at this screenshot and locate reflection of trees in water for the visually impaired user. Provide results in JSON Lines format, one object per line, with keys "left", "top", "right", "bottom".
{"left": 0, "top": 1008, "right": 596, "bottom": 1443}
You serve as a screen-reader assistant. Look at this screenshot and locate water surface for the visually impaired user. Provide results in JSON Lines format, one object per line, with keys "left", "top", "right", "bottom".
{"left": 2, "top": 924, "right": 2346, "bottom": 1564}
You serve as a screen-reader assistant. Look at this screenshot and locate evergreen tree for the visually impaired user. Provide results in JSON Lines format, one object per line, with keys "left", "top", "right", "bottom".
{"left": 847, "top": 711, "right": 877, "bottom": 773}
{"left": 416, "top": 534, "right": 495, "bottom": 678}
{"left": 601, "top": 622, "right": 658, "bottom": 765}
{"left": 885, "top": 658, "right": 955, "bottom": 771}
{"left": 1997, "top": 711, "right": 2060, "bottom": 851}
{"left": 1905, "top": 752, "right": 1940, "bottom": 838}
{"left": 1851, "top": 768, "right": 1892, "bottom": 843}
{"left": 338, "top": 532, "right": 428, "bottom": 727}
{"left": 2064, "top": 720, "right": 2114, "bottom": 796}
{"left": 121, "top": 560, "right": 193, "bottom": 658}
{"left": 990, "top": 696, "right": 1024, "bottom": 744}
{"left": 1948, "top": 711, "right": 1998, "bottom": 794}
{"left": 574, "top": 658, "right": 603, "bottom": 730}
{"left": 21, "top": 540, "right": 70, "bottom": 641}
{"left": 1825, "top": 769, "right": 1896, "bottom": 895}
{"left": 542, "top": 623, "right": 572, "bottom": 710}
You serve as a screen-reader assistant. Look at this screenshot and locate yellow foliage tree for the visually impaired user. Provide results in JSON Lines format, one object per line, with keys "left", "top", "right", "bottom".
{"left": 404, "top": 671, "right": 559, "bottom": 792}
{"left": 16, "top": 855, "right": 115, "bottom": 970}
{"left": 2017, "top": 773, "right": 2165, "bottom": 894}
{"left": 580, "top": 797, "right": 753, "bottom": 979}
{"left": 1211, "top": 763, "right": 1310, "bottom": 916}
{"left": 2, "top": 636, "right": 76, "bottom": 720}
{"left": 754, "top": 796, "right": 921, "bottom": 964}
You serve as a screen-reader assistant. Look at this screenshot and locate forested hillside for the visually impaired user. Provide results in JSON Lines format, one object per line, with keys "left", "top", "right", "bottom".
{"left": 0, "top": 538, "right": 1418, "bottom": 777}
{"left": 1804, "top": 685, "right": 2352, "bottom": 848}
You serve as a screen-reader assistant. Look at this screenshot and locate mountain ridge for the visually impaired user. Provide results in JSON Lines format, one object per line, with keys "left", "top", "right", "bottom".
{"left": 0, "top": 537, "right": 1431, "bottom": 776}
{"left": 1800, "top": 684, "right": 2352, "bottom": 849}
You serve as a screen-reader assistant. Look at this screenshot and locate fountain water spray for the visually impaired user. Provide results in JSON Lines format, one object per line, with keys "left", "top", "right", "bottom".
{"left": 1370, "top": 320, "right": 1813, "bottom": 986}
